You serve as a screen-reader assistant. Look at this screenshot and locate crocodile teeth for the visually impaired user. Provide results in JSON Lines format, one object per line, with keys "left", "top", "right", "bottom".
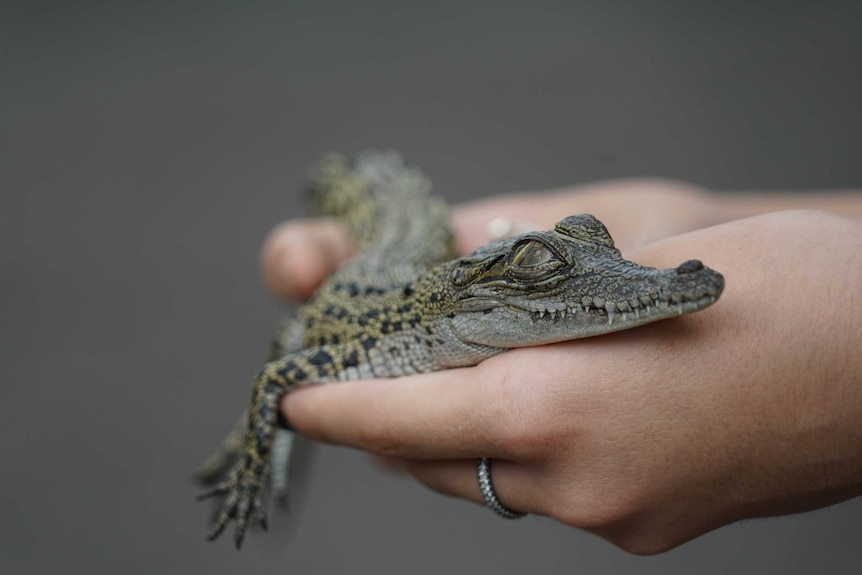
{"left": 634, "top": 308, "right": 640, "bottom": 318}
{"left": 559, "top": 309, "right": 566, "bottom": 319}
{"left": 538, "top": 310, "right": 546, "bottom": 318}
{"left": 607, "top": 311, "right": 615, "bottom": 325}
{"left": 678, "top": 303, "right": 684, "bottom": 315}
{"left": 621, "top": 313, "right": 627, "bottom": 322}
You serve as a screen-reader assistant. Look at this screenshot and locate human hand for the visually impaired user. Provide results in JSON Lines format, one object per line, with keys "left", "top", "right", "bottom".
{"left": 266, "top": 182, "right": 862, "bottom": 554}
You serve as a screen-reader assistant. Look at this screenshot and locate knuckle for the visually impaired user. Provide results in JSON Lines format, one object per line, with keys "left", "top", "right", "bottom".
{"left": 549, "top": 484, "right": 682, "bottom": 555}
{"left": 614, "top": 535, "right": 680, "bottom": 556}
{"left": 600, "top": 524, "right": 683, "bottom": 555}
{"left": 500, "top": 419, "right": 560, "bottom": 461}
{"left": 554, "top": 493, "right": 633, "bottom": 532}
{"left": 548, "top": 473, "right": 648, "bottom": 531}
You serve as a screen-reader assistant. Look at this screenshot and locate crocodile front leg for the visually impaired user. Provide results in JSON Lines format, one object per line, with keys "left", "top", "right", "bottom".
{"left": 198, "top": 347, "right": 339, "bottom": 548}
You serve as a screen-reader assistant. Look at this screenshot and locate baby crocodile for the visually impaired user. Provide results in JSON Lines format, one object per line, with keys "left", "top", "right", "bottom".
{"left": 196, "top": 150, "right": 724, "bottom": 548}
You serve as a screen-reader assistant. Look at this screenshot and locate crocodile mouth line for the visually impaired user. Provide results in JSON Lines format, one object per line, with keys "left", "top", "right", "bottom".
{"left": 510, "top": 293, "right": 719, "bottom": 325}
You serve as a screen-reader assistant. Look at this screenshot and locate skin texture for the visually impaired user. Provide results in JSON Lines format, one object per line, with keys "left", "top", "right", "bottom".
{"left": 266, "top": 180, "right": 862, "bottom": 554}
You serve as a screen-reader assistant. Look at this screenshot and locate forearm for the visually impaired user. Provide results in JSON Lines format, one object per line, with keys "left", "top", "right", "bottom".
{"left": 714, "top": 189, "right": 862, "bottom": 221}
{"left": 454, "top": 181, "right": 862, "bottom": 254}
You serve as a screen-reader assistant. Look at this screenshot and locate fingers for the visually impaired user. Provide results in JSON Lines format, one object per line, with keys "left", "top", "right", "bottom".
{"left": 261, "top": 218, "right": 354, "bottom": 301}
{"left": 280, "top": 363, "right": 524, "bottom": 460}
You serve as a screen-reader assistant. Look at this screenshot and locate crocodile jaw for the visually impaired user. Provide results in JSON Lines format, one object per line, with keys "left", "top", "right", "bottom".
{"left": 449, "top": 259, "right": 724, "bottom": 349}
{"left": 450, "top": 290, "right": 720, "bottom": 348}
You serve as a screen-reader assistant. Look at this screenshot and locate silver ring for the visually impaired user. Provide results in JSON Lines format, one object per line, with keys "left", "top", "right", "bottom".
{"left": 476, "top": 458, "right": 526, "bottom": 519}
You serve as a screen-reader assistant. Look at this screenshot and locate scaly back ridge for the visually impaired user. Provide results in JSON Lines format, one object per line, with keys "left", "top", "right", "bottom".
{"left": 308, "top": 150, "right": 456, "bottom": 292}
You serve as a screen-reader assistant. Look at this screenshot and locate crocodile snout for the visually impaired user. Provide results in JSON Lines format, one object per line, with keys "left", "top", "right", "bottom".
{"left": 676, "top": 259, "right": 704, "bottom": 274}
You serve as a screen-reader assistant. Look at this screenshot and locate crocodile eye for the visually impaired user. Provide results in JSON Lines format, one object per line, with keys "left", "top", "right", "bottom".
{"left": 511, "top": 240, "right": 556, "bottom": 267}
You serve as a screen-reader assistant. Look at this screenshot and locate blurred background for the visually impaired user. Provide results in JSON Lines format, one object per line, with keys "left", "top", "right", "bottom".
{"left": 2, "top": 1, "right": 861, "bottom": 573}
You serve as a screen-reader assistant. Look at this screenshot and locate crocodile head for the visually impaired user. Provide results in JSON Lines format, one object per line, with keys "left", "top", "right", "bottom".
{"left": 446, "top": 214, "right": 724, "bottom": 348}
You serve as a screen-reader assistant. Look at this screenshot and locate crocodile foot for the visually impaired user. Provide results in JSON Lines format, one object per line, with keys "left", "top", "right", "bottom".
{"left": 197, "top": 463, "right": 268, "bottom": 549}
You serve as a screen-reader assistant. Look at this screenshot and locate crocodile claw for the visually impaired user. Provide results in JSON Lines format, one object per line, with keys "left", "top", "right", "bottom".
{"left": 198, "top": 463, "right": 268, "bottom": 549}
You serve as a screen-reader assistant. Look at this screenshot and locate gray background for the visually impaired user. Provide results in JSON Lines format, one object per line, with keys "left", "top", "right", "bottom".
{"left": 2, "top": 1, "right": 861, "bottom": 574}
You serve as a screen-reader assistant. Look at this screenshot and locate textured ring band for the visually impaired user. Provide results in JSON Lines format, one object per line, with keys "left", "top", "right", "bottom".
{"left": 476, "top": 458, "right": 527, "bottom": 519}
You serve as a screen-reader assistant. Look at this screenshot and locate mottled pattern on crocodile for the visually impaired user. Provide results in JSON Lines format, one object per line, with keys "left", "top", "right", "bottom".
{"left": 196, "top": 150, "right": 725, "bottom": 548}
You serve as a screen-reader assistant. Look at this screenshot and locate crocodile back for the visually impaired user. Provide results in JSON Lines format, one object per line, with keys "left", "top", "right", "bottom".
{"left": 307, "top": 150, "right": 456, "bottom": 295}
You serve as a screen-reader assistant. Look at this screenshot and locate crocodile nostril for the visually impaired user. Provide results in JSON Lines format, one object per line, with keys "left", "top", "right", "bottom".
{"left": 676, "top": 259, "right": 704, "bottom": 274}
